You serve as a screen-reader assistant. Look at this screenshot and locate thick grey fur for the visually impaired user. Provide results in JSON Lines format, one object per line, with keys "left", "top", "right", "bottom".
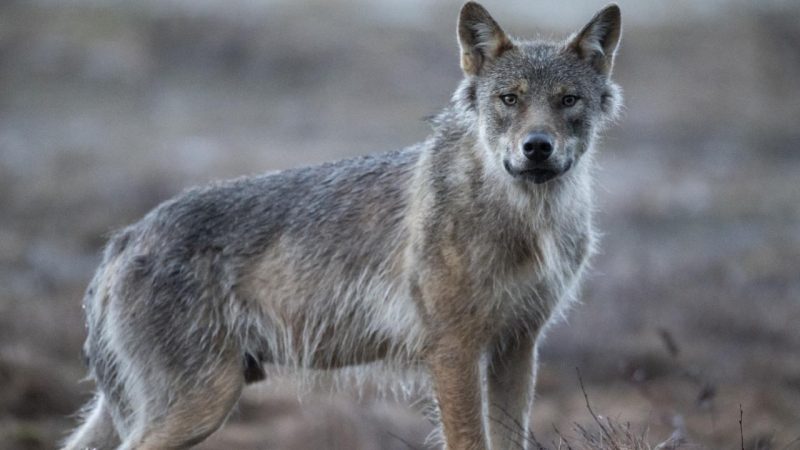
{"left": 63, "top": 2, "right": 622, "bottom": 449}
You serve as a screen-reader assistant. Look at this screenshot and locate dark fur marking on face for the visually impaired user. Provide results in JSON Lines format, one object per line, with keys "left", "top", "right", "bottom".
{"left": 494, "top": 111, "right": 512, "bottom": 133}
{"left": 568, "top": 117, "right": 587, "bottom": 135}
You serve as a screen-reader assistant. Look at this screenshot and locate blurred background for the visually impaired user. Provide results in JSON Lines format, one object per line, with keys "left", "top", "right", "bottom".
{"left": 1, "top": 0, "right": 799, "bottom": 448}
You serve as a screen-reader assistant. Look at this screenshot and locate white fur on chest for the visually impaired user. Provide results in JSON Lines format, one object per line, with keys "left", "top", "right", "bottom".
{"left": 492, "top": 172, "right": 595, "bottom": 332}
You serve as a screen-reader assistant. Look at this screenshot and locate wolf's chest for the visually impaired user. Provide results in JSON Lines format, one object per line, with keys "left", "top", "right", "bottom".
{"left": 493, "top": 221, "right": 594, "bottom": 326}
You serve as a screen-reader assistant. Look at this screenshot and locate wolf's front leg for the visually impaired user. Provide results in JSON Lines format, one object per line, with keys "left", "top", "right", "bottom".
{"left": 487, "top": 335, "right": 537, "bottom": 450}
{"left": 429, "top": 334, "right": 488, "bottom": 450}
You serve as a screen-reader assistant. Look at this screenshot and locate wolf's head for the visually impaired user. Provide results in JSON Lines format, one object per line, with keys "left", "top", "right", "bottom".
{"left": 455, "top": 2, "right": 622, "bottom": 184}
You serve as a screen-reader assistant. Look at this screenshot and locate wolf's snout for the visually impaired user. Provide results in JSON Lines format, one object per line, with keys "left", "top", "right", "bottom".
{"left": 521, "top": 132, "right": 554, "bottom": 162}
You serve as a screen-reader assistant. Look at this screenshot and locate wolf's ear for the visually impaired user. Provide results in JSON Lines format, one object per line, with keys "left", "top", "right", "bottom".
{"left": 458, "top": 2, "right": 513, "bottom": 76}
{"left": 568, "top": 4, "right": 621, "bottom": 75}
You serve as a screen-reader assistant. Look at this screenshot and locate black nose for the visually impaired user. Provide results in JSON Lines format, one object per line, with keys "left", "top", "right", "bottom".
{"left": 521, "top": 132, "right": 554, "bottom": 162}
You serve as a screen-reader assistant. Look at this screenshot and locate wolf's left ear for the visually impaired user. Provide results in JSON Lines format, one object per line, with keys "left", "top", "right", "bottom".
{"left": 458, "top": 2, "right": 513, "bottom": 76}
{"left": 568, "top": 4, "right": 621, "bottom": 75}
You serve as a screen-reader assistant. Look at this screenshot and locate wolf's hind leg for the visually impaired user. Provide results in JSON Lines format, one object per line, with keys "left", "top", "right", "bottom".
{"left": 61, "top": 393, "right": 120, "bottom": 450}
{"left": 118, "top": 353, "right": 244, "bottom": 450}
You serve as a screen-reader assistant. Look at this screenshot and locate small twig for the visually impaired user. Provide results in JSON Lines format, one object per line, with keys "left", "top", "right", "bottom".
{"left": 487, "top": 415, "right": 528, "bottom": 450}
{"left": 552, "top": 424, "right": 574, "bottom": 450}
{"left": 576, "top": 367, "right": 620, "bottom": 450}
{"left": 739, "top": 404, "right": 745, "bottom": 450}
{"left": 489, "top": 403, "right": 546, "bottom": 450}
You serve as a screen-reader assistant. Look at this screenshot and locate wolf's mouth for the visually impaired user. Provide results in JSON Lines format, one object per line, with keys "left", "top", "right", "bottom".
{"left": 521, "top": 168, "right": 559, "bottom": 184}
{"left": 503, "top": 159, "right": 571, "bottom": 184}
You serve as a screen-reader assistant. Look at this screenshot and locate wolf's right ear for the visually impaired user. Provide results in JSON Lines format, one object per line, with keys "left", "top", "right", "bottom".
{"left": 568, "top": 4, "right": 622, "bottom": 75}
{"left": 458, "top": 2, "right": 513, "bottom": 76}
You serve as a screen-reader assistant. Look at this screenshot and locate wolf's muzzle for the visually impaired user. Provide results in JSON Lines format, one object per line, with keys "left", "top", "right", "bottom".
{"left": 503, "top": 157, "right": 573, "bottom": 184}
{"left": 521, "top": 132, "right": 554, "bottom": 162}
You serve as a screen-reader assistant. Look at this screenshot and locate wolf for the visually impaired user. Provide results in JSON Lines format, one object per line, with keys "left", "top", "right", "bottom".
{"left": 63, "top": 2, "right": 622, "bottom": 449}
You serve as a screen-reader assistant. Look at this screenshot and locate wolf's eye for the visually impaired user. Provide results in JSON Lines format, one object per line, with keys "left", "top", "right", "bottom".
{"left": 500, "top": 94, "right": 518, "bottom": 106}
{"left": 561, "top": 95, "right": 579, "bottom": 107}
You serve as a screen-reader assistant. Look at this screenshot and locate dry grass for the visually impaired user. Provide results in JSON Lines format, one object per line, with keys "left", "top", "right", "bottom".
{"left": 482, "top": 370, "right": 695, "bottom": 450}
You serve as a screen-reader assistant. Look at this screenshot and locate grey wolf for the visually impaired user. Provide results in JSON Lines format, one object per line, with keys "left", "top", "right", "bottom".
{"left": 63, "top": 2, "right": 622, "bottom": 449}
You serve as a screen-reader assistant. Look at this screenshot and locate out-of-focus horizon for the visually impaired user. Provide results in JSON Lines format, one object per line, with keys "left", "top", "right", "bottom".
{"left": 1, "top": 0, "right": 799, "bottom": 449}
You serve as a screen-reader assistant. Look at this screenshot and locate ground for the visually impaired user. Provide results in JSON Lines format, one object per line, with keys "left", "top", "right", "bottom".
{"left": 1, "top": 1, "right": 798, "bottom": 449}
